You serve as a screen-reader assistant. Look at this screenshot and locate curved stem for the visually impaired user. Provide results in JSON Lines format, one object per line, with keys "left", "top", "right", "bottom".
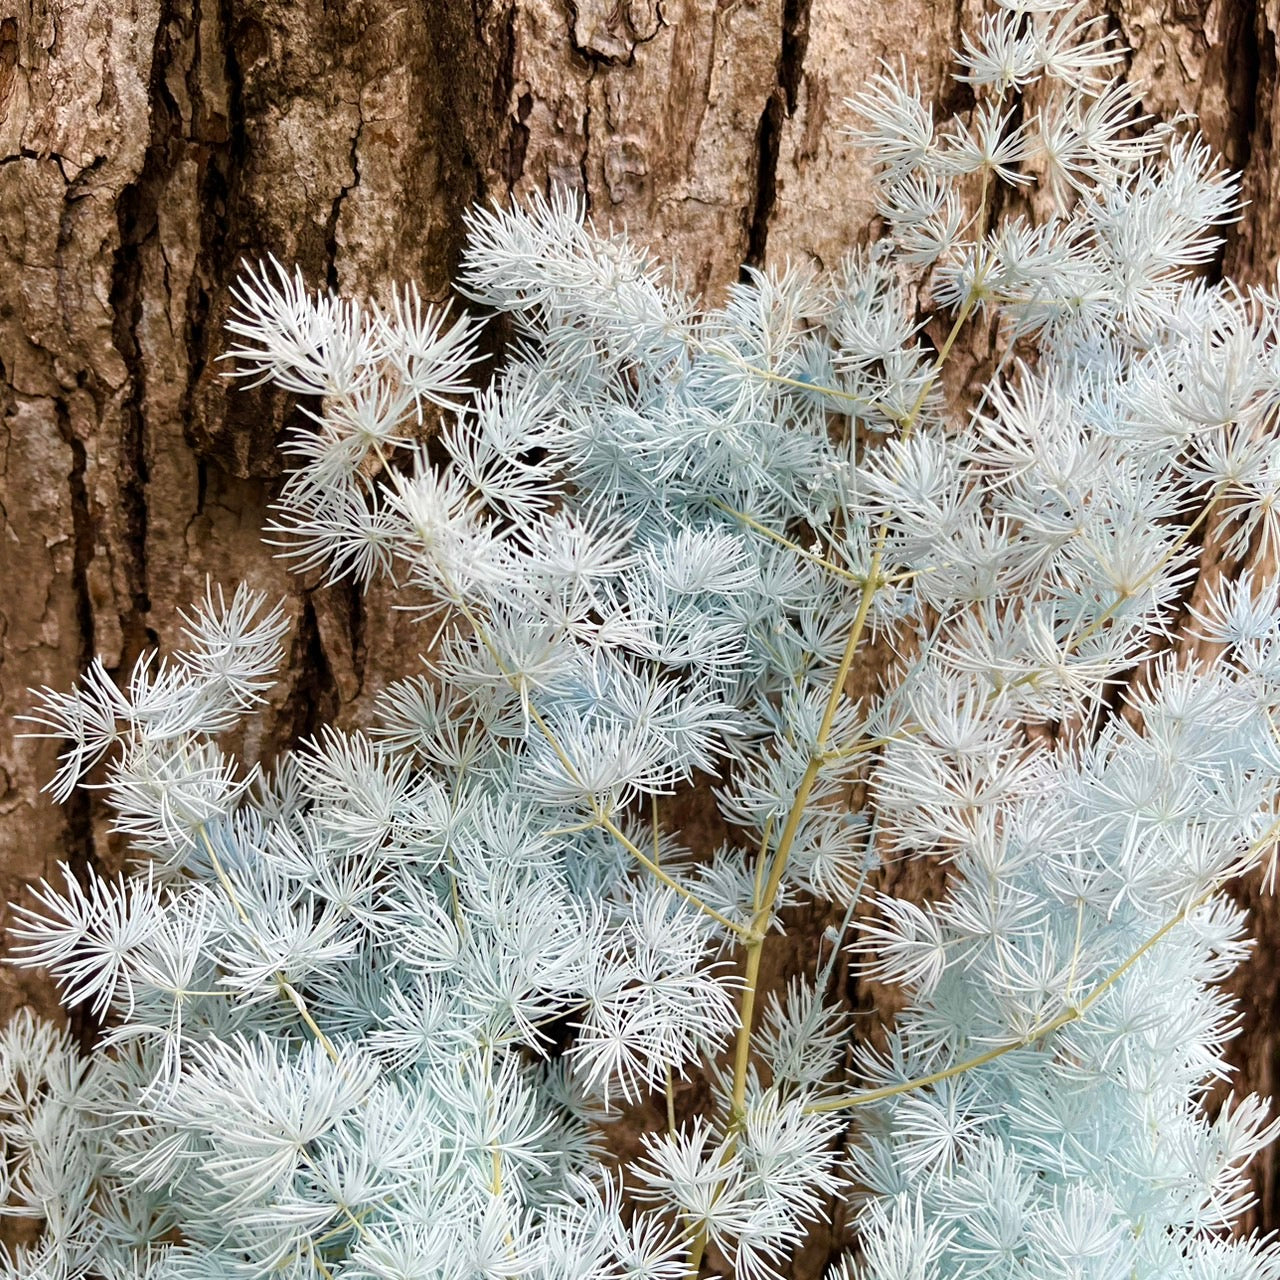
{"left": 199, "top": 827, "right": 342, "bottom": 1065}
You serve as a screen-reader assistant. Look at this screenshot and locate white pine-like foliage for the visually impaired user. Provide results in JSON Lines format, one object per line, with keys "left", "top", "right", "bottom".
{"left": 9, "top": 2, "right": 1280, "bottom": 1276}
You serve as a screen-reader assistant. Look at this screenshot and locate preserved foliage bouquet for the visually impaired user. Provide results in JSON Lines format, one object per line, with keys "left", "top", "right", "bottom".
{"left": 8, "top": 1, "right": 1280, "bottom": 1276}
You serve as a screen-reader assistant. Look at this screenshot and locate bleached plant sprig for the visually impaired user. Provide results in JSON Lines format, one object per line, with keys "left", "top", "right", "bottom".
{"left": 9, "top": 1, "right": 1280, "bottom": 1276}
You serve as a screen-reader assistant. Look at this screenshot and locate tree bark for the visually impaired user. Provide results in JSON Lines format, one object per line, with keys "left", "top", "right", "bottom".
{"left": 2, "top": 0, "right": 1278, "bottom": 1250}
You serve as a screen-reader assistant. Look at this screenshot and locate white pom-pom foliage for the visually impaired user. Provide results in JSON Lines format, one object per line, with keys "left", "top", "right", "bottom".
{"left": 10, "top": 2, "right": 1280, "bottom": 1276}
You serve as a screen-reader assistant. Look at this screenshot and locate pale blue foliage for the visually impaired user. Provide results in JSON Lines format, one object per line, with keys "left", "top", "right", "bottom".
{"left": 9, "top": 0, "right": 1280, "bottom": 1277}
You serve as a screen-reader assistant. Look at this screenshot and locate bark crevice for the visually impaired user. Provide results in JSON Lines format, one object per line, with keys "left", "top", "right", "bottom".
{"left": 744, "top": 0, "right": 811, "bottom": 271}
{"left": 1219, "top": 0, "right": 1274, "bottom": 284}
{"left": 108, "top": 2, "right": 193, "bottom": 663}
{"left": 50, "top": 396, "right": 99, "bottom": 1051}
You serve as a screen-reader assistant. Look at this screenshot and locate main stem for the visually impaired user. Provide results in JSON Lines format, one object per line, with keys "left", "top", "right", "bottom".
{"left": 684, "top": 277, "right": 984, "bottom": 1279}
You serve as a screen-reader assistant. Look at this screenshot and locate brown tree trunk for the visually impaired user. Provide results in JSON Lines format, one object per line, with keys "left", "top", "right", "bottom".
{"left": 2, "top": 0, "right": 1278, "bottom": 1250}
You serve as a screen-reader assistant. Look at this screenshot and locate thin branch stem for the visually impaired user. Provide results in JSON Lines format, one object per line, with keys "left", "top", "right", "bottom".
{"left": 809, "top": 812, "right": 1280, "bottom": 1116}
{"left": 368, "top": 442, "right": 745, "bottom": 939}
{"left": 198, "top": 827, "right": 342, "bottom": 1065}
{"left": 702, "top": 345, "right": 909, "bottom": 426}
{"left": 709, "top": 498, "right": 870, "bottom": 587}
{"left": 807, "top": 886, "right": 1209, "bottom": 1114}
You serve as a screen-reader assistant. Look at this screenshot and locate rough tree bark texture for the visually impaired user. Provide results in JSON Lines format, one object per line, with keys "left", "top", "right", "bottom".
{"left": 1, "top": 0, "right": 1278, "bottom": 1258}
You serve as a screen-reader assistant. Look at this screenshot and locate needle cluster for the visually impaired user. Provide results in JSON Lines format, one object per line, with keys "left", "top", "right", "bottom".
{"left": 8, "top": 2, "right": 1280, "bottom": 1277}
